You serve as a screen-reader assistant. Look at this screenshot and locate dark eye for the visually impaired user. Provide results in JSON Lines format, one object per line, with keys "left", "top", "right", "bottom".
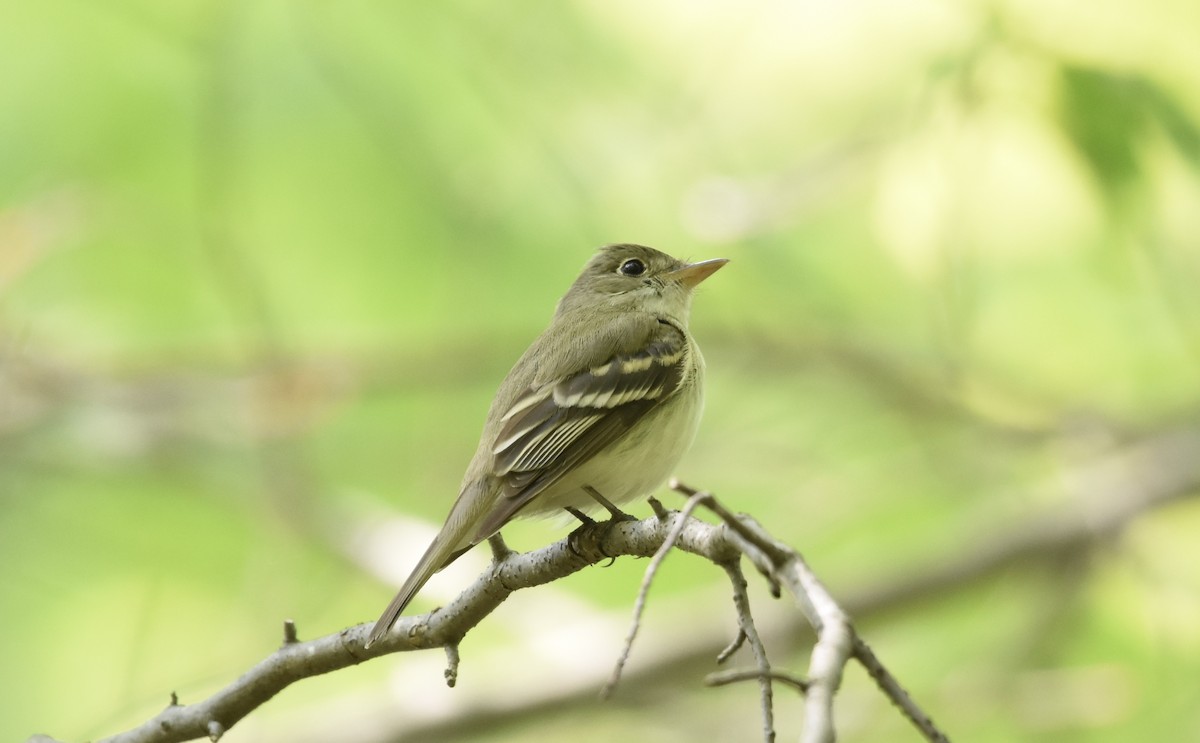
{"left": 618, "top": 258, "right": 646, "bottom": 277}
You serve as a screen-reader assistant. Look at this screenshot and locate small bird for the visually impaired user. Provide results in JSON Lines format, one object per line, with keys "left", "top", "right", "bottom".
{"left": 366, "top": 244, "right": 727, "bottom": 646}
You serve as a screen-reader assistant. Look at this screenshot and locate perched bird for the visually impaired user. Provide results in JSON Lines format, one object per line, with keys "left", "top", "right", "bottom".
{"left": 367, "top": 244, "right": 726, "bottom": 646}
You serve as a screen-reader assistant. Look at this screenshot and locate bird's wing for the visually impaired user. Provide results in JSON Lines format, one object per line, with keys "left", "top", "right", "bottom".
{"left": 472, "top": 319, "right": 690, "bottom": 539}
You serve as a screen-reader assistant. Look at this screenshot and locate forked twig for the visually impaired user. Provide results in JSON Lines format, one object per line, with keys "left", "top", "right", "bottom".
{"left": 720, "top": 558, "right": 776, "bottom": 742}
{"left": 671, "top": 479, "right": 952, "bottom": 743}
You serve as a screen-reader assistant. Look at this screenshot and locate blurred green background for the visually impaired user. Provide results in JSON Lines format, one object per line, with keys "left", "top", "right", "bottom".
{"left": 4, "top": 1, "right": 1200, "bottom": 741}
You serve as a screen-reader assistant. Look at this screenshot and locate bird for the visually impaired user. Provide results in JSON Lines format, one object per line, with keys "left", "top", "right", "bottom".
{"left": 366, "top": 243, "right": 727, "bottom": 647}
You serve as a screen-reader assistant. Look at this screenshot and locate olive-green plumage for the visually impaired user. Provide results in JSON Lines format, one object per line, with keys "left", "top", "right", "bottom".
{"left": 367, "top": 244, "right": 726, "bottom": 646}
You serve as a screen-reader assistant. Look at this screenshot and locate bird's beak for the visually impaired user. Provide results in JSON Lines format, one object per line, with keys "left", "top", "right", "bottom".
{"left": 665, "top": 258, "right": 729, "bottom": 289}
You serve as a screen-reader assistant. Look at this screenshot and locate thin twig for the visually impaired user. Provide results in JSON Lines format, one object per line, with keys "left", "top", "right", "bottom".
{"left": 720, "top": 559, "right": 776, "bottom": 743}
{"left": 673, "top": 482, "right": 790, "bottom": 566}
{"left": 600, "top": 492, "right": 709, "bottom": 699}
{"left": 647, "top": 496, "right": 669, "bottom": 520}
{"left": 443, "top": 643, "right": 461, "bottom": 689}
{"left": 716, "top": 628, "right": 747, "bottom": 664}
{"left": 282, "top": 619, "right": 298, "bottom": 645}
{"left": 706, "top": 668, "right": 809, "bottom": 695}
{"left": 672, "top": 480, "right": 950, "bottom": 743}
{"left": 852, "top": 637, "right": 950, "bottom": 743}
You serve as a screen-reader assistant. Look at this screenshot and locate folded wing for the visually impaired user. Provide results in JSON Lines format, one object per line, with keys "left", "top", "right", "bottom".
{"left": 474, "top": 320, "right": 689, "bottom": 538}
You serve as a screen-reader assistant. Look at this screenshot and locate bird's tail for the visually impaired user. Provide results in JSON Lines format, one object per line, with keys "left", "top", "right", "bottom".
{"left": 364, "top": 484, "right": 486, "bottom": 647}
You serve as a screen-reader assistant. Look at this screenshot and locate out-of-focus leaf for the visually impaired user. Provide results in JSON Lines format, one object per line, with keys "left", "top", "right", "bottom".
{"left": 1143, "top": 81, "right": 1200, "bottom": 168}
{"left": 1058, "top": 66, "right": 1148, "bottom": 200}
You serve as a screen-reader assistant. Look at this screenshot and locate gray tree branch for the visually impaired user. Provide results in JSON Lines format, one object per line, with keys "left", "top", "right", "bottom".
{"left": 32, "top": 492, "right": 946, "bottom": 743}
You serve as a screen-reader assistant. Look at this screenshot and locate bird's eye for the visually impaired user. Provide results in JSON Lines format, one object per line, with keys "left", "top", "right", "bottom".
{"left": 618, "top": 259, "right": 646, "bottom": 277}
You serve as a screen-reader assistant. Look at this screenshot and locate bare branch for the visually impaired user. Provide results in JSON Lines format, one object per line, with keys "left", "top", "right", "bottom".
{"left": 94, "top": 442, "right": 1187, "bottom": 743}
{"left": 717, "top": 627, "right": 748, "bottom": 664}
{"left": 443, "top": 642, "right": 461, "bottom": 689}
{"left": 720, "top": 558, "right": 776, "bottom": 743}
{"left": 670, "top": 480, "right": 951, "bottom": 743}
{"left": 602, "top": 491, "right": 710, "bottom": 699}
{"left": 281, "top": 619, "right": 298, "bottom": 646}
{"left": 36, "top": 476, "right": 966, "bottom": 743}
{"left": 706, "top": 669, "right": 809, "bottom": 695}
{"left": 82, "top": 512, "right": 738, "bottom": 743}
{"left": 268, "top": 429, "right": 1197, "bottom": 743}
{"left": 66, "top": 490, "right": 939, "bottom": 743}
{"left": 852, "top": 636, "right": 949, "bottom": 743}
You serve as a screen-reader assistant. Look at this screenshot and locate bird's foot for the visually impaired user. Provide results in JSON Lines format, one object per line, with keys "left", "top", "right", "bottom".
{"left": 584, "top": 485, "right": 637, "bottom": 522}
{"left": 565, "top": 494, "right": 636, "bottom": 565}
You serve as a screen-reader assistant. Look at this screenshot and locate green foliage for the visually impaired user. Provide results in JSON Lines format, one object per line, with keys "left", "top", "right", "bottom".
{"left": 1060, "top": 65, "right": 1200, "bottom": 203}
{"left": 3, "top": 1, "right": 1200, "bottom": 741}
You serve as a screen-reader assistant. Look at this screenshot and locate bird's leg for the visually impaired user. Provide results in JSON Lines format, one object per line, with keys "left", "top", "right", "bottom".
{"left": 487, "top": 532, "right": 516, "bottom": 563}
{"left": 585, "top": 486, "right": 638, "bottom": 565}
{"left": 564, "top": 506, "right": 596, "bottom": 526}
{"left": 565, "top": 489, "right": 635, "bottom": 562}
{"left": 564, "top": 507, "right": 597, "bottom": 560}
{"left": 584, "top": 485, "right": 637, "bottom": 522}
{"left": 647, "top": 496, "right": 669, "bottom": 520}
